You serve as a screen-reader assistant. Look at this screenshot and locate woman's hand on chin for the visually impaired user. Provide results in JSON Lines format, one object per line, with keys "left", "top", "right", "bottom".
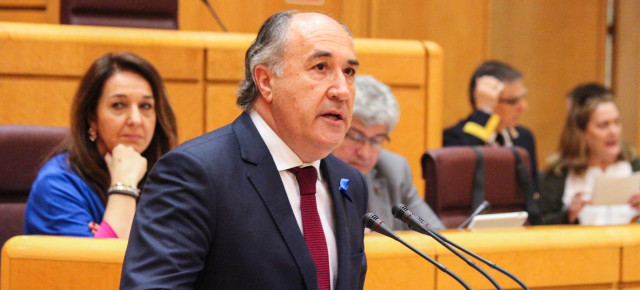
{"left": 105, "top": 144, "right": 148, "bottom": 186}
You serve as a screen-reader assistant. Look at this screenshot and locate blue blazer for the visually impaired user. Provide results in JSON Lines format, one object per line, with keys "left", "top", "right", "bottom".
{"left": 120, "top": 113, "right": 368, "bottom": 289}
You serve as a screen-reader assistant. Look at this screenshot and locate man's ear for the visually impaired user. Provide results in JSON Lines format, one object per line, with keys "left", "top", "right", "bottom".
{"left": 254, "top": 64, "right": 274, "bottom": 103}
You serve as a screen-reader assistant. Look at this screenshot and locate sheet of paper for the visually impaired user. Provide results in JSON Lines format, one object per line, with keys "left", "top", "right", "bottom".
{"left": 591, "top": 172, "right": 640, "bottom": 206}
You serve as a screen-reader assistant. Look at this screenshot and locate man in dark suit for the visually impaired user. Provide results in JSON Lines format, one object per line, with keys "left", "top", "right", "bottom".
{"left": 442, "top": 60, "right": 541, "bottom": 224}
{"left": 120, "top": 11, "right": 368, "bottom": 289}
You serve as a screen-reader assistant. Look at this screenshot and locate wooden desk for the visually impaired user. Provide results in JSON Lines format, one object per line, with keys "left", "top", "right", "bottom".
{"left": 3, "top": 225, "right": 640, "bottom": 289}
{"left": 1, "top": 235, "right": 126, "bottom": 290}
{"left": 434, "top": 226, "right": 621, "bottom": 289}
{"left": 364, "top": 231, "right": 437, "bottom": 290}
{"left": 364, "top": 224, "right": 640, "bottom": 290}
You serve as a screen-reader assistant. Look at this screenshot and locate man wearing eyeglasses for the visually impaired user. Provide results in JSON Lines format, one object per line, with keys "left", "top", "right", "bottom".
{"left": 443, "top": 60, "right": 542, "bottom": 224}
{"left": 333, "top": 75, "right": 445, "bottom": 230}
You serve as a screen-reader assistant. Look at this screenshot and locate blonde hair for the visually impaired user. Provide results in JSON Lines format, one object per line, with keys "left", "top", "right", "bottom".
{"left": 550, "top": 83, "right": 633, "bottom": 175}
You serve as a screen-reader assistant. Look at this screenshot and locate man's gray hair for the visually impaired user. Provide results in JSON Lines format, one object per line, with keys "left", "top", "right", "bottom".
{"left": 353, "top": 75, "right": 400, "bottom": 132}
{"left": 236, "top": 11, "right": 354, "bottom": 112}
{"left": 236, "top": 11, "right": 295, "bottom": 112}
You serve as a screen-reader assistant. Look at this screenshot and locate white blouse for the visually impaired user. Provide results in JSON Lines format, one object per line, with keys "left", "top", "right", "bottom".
{"left": 564, "top": 161, "right": 638, "bottom": 225}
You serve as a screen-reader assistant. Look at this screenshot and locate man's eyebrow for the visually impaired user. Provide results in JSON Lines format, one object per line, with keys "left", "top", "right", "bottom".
{"left": 308, "top": 50, "right": 360, "bottom": 67}
{"left": 310, "top": 50, "right": 331, "bottom": 59}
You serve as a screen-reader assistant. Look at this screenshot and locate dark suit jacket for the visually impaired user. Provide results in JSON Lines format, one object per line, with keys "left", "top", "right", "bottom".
{"left": 443, "top": 110, "right": 542, "bottom": 224}
{"left": 120, "top": 113, "right": 368, "bottom": 289}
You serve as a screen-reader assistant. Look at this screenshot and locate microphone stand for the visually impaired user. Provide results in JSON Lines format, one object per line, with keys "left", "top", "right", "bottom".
{"left": 424, "top": 224, "right": 529, "bottom": 289}
{"left": 363, "top": 213, "right": 471, "bottom": 290}
{"left": 458, "top": 200, "right": 491, "bottom": 229}
{"left": 393, "top": 204, "right": 530, "bottom": 290}
{"left": 392, "top": 205, "right": 503, "bottom": 289}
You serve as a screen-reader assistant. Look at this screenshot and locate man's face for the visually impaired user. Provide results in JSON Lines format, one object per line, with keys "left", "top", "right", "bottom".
{"left": 332, "top": 119, "right": 388, "bottom": 175}
{"left": 269, "top": 13, "right": 359, "bottom": 162}
{"left": 494, "top": 80, "right": 528, "bottom": 129}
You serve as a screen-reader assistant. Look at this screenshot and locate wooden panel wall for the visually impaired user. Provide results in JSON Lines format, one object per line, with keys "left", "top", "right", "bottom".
{"left": 178, "top": 0, "right": 351, "bottom": 34}
{"left": 365, "top": 0, "right": 608, "bottom": 171}
{"left": 489, "top": 0, "right": 607, "bottom": 169}
{"left": 0, "top": 0, "right": 59, "bottom": 24}
{"left": 613, "top": 0, "right": 640, "bottom": 152}
{"left": 366, "top": 0, "right": 487, "bottom": 152}
{"left": 0, "top": 22, "right": 206, "bottom": 143}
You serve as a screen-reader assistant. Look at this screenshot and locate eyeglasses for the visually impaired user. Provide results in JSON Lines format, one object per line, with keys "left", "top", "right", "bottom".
{"left": 498, "top": 95, "right": 526, "bottom": 106}
{"left": 498, "top": 88, "right": 528, "bottom": 106}
{"left": 345, "top": 130, "right": 390, "bottom": 148}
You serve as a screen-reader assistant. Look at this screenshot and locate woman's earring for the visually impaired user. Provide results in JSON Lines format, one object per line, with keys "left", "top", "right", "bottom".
{"left": 88, "top": 128, "right": 97, "bottom": 142}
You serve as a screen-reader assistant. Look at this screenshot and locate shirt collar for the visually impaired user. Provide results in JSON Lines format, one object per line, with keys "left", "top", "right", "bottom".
{"left": 490, "top": 128, "right": 519, "bottom": 146}
{"left": 249, "top": 110, "right": 321, "bottom": 174}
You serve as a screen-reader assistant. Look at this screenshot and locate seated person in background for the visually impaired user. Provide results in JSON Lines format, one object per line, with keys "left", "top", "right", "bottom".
{"left": 540, "top": 83, "right": 640, "bottom": 225}
{"left": 24, "top": 52, "right": 178, "bottom": 239}
{"left": 333, "top": 75, "right": 445, "bottom": 230}
{"left": 443, "top": 60, "right": 541, "bottom": 224}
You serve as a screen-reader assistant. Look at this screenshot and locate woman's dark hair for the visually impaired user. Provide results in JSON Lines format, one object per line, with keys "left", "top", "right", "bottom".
{"left": 55, "top": 52, "right": 178, "bottom": 204}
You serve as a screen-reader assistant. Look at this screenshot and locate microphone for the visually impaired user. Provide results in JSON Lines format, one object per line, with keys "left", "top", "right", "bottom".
{"left": 392, "top": 204, "right": 530, "bottom": 290}
{"left": 458, "top": 200, "right": 491, "bottom": 229}
{"left": 201, "top": 0, "right": 228, "bottom": 32}
{"left": 391, "top": 204, "right": 503, "bottom": 290}
{"left": 363, "top": 213, "right": 471, "bottom": 290}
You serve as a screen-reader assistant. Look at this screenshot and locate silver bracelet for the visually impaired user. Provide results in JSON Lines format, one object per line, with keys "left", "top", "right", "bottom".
{"left": 107, "top": 182, "right": 140, "bottom": 199}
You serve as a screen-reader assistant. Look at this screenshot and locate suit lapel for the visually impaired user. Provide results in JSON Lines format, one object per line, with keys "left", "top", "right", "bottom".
{"left": 321, "top": 156, "right": 352, "bottom": 290}
{"left": 232, "top": 114, "right": 316, "bottom": 289}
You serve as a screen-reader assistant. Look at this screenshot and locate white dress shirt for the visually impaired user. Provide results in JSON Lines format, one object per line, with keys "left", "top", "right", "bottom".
{"left": 489, "top": 129, "right": 514, "bottom": 147}
{"left": 564, "top": 161, "right": 638, "bottom": 225}
{"left": 250, "top": 111, "right": 337, "bottom": 289}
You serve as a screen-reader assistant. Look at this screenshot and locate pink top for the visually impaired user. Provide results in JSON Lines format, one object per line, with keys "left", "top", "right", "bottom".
{"left": 94, "top": 221, "right": 118, "bottom": 238}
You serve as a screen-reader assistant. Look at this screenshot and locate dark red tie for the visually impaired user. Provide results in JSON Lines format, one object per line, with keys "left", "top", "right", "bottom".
{"left": 289, "top": 166, "right": 330, "bottom": 290}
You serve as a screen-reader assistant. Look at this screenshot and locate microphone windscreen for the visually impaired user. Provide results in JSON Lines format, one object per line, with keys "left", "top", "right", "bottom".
{"left": 391, "top": 203, "right": 411, "bottom": 220}
{"left": 392, "top": 203, "right": 429, "bottom": 234}
{"left": 363, "top": 213, "right": 396, "bottom": 239}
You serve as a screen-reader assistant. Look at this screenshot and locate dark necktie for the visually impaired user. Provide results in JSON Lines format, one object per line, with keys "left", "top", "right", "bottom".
{"left": 289, "top": 166, "right": 330, "bottom": 290}
{"left": 495, "top": 133, "right": 505, "bottom": 146}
